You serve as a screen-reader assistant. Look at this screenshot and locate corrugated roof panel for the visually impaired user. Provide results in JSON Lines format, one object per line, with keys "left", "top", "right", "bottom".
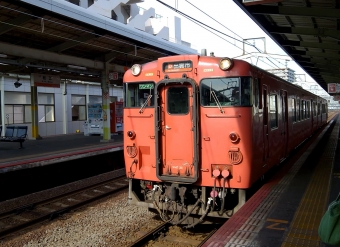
{"left": 308, "top": 0, "right": 336, "bottom": 8}
{"left": 268, "top": 15, "right": 292, "bottom": 26}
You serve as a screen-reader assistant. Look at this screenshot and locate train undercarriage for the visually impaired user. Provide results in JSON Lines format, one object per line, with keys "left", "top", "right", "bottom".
{"left": 128, "top": 179, "right": 246, "bottom": 228}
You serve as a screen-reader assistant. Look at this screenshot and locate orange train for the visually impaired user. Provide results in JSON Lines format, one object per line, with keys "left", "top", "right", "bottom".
{"left": 123, "top": 54, "right": 328, "bottom": 227}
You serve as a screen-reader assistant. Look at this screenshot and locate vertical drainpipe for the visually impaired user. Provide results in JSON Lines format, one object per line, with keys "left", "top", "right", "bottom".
{"left": 30, "top": 74, "right": 40, "bottom": 139}
{"left": 0, "top": 76, "right": 5, "bottom": 136}
{"left": 101, "top": 62, "right": 111, "bottom": 142}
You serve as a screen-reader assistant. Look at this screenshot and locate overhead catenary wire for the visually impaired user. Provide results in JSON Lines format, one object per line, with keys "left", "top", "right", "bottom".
{"left": 156, "top": 0, "right": 282, "bottom": 69}
{"left": 184, "top": 0, "right": 284, "bottom": 69}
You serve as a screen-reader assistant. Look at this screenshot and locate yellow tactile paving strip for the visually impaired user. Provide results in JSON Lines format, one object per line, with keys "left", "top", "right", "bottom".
{"left": 281, "top": 116, "right": 339, "bottom": 247}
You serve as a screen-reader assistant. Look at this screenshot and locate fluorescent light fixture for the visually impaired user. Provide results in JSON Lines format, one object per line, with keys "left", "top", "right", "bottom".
{"left": 67, "top": 65, "right": 87, "bottom": 70}
{"left": 0, "top": 54, "right": 7, "bottom": 58}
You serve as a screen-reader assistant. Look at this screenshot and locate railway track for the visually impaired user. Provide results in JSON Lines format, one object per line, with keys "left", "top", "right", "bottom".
{"left": 0, "top": 169, "right": 128, "bottom": 239}
{"left": 127, "top": 221, "right": 219, "bottom": 247}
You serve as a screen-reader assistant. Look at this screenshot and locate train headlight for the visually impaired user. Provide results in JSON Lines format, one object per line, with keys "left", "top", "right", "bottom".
{"left": 229, "top": 132, "right": 240, "bottom": 143}
{"left": 219, "top": 58, "right": 233, "bottom": 70}
{"left": 131, "top": 64, "right": 142, "bottom": 76}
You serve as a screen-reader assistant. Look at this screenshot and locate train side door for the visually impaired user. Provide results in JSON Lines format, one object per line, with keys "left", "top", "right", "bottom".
{"left": 311, "top": 100, "right": 315, "bottom": 131}
{"left": 280, "top": 90, "right": 288, "bottom": 158}
{"left": 155, "top": 81, "right": 198, "bottom": 183}
{"left": 263, "top": 85, "right": 269, "bottom": 164}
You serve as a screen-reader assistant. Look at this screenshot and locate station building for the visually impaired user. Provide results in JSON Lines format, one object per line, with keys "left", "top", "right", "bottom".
{"left": 0, "top": 0, "right": 196, "bottom": 139}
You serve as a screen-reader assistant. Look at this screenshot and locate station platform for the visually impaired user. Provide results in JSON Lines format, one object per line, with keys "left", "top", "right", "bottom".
{"left": 203, "top": 112, "right": 340, "bottom": 247}
{"left": 0, "top": 133, "right": 123, "bottom": 173}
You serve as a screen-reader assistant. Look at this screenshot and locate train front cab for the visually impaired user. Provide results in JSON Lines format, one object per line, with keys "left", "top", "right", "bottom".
{"left": 122, "top": 56, "right": 328, "bottom": 225}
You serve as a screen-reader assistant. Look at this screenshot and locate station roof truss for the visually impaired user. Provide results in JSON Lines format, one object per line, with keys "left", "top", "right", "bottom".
{"left": 0, "top": 0, "right": 196, "bottom": 83}
{"left": 233, "top": 0, "right": 340, "bottom": 92}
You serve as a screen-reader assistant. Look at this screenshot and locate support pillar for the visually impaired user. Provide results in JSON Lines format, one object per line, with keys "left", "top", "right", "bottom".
{"left": 1, "top": 76, "right": 5, "bottom": 136}
{"left": 62, "top": 80, "right": 68, "bottom": 134}
{"left": 101, "top": 63, "right": 111, "bottom": 142}
{"left": 30, "top": 75, "right": 41, "bottom": 139}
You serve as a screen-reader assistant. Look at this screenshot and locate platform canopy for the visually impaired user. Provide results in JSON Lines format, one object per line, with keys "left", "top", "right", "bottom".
{"left": 233, "top": 0, "right": 340, "bottom": 93}
{"left": 0, "top": 0, "right": 197, "bottom": 84}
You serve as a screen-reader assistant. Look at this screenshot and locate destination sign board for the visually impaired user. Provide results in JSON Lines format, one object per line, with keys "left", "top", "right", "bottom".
{"left": 163, "top": 61, "right": 192, "bottom": 73}
{"left": 139, "top": 83, "right": 154, "bottom": 89}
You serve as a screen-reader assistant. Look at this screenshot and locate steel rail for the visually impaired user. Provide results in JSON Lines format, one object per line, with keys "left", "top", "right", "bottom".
{"left": 0, "top": 172, "right": 128, "bottom": 239}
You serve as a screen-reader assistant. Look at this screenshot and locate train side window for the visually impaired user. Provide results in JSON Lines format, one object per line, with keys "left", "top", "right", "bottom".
{"left": 313, "top": 102, "right": 317, "bottom": 116}
{"left": 296, "top": 98, "right": 300, "bottom": 121}
{"left": 322, "top": 104, "right": 326, "bottom": 114}
{"left": 301, "top": 100, "right": 305, "bottom": 120}
{"left": 317, "top": 103, "right": 321, "bottom": 115}
{"left": 269, "top": 94, "right": 278, "bottom": 129}
{"left": 292, "top": 98, "right": 296, "bottom": 122}
{"left": 306, "top": 101, "right": 311, "bottom": 118}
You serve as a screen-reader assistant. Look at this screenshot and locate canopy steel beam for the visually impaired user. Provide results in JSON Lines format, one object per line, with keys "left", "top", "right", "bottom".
{"left": 247, "top": 5, "right": 340, "bottom": 19}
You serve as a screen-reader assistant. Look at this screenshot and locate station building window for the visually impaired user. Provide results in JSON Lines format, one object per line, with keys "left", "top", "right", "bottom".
{"left": 269, "top": 94, "right": 278, "bottom": 129}
{"left": 2, "top": 92, "right": 31, "bottom": 124}
{"left": 89, "top": 95, "right": 117, "bottom": 104}
{"left": 38, "top": 93, "right": 55, "bottom": 122}
{"left": 72, "top": 95, "right": 86, "bottom": 121}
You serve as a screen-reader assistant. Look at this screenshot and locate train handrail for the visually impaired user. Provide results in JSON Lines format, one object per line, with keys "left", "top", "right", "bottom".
{"left": 205, "top": 114, "right": 241, "bottom": 118}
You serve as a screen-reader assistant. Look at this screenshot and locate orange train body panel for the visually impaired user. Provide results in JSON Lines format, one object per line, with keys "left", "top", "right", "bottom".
{"left": 123, "top": 54, "right": 328, "bottom": 224}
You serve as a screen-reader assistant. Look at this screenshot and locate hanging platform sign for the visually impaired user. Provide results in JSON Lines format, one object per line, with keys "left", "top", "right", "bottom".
{"left": 33, "top": 73, "right": 60, "bottom": 88}
{"left": 327, "top": 83, "right": 340, "bottom": 94}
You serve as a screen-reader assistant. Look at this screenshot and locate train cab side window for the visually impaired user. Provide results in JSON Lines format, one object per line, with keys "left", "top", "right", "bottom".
{"left": 240, "top": 77, "right": 251, "bottom": 106}
{"left": 269, "top": 94, "right": 278, "bottom": 129}
{"left": 254, "top": 78, "right": 259, "bottom": 108}
{"left": 124, "top": 82, "right": 155, "bottom": 108}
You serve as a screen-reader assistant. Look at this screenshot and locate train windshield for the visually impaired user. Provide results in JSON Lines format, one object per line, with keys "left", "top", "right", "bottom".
{"left": 124, "top": 82, "right": 155, "bottom": 108}
{"left": 200, "top": 77, "right": 252, "bottom": 107}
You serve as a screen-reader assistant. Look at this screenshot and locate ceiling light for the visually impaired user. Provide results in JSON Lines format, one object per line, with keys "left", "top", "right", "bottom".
{"left": 67, "top": 65, "right": 87, "bottom": 70}
{"left": 0, "top": 54, "right": 7, "bottom": 58}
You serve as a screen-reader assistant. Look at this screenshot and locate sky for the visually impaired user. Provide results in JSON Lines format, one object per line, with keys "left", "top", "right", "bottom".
{"left": 137, "top": 0, "right": 329, "bottom": 96}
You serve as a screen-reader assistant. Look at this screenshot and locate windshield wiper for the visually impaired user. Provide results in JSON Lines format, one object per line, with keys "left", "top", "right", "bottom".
{"left": 139, "top": 95, "right": 153, "bottom": 113}
{"left": 210, "top": 91, "right": 224, "bottom": 113}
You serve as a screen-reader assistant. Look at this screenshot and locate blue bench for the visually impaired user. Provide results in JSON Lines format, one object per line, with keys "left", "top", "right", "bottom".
{"left": 0, "top": 125, "right": 28, "bottom": 149}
